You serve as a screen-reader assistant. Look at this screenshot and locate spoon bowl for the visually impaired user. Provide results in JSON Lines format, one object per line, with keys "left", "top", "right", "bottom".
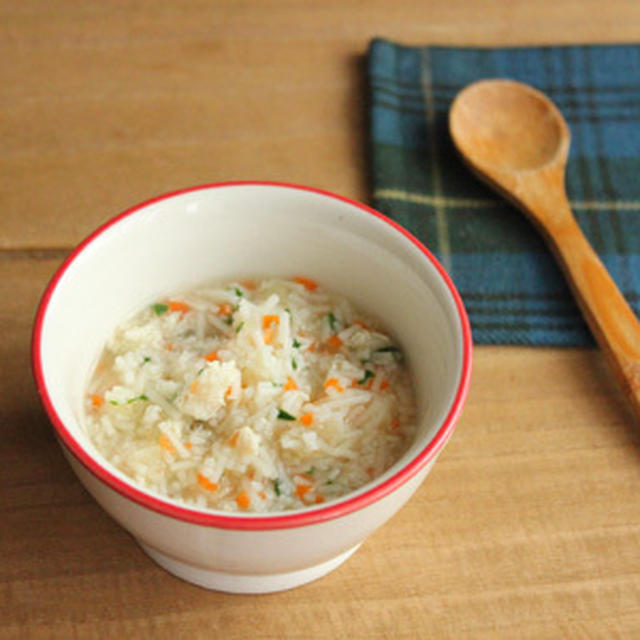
{"left": 450, "top": 79, "right": 640, "bottom": 421}
{"left": 450, "top": 79, "right": 568, "bottom": 172}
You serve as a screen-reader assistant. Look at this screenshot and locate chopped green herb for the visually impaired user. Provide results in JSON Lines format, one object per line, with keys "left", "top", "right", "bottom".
{"left": 235, "top": 321, "right": 245, "bottom": 334}
{"left": 292, "top": 338, "right": 301, "bottom": 349}
{"left": 305, "top": 466, "right": 315, "bottom": 475}
{"left": 285, "top": 307, "right": 292, "bottom": 314}
{"left": 328, "top": 311, "right": 338, "bottom": 332}
{"left": 234, "top": 287, "right": 244, "bottom": 297}
{"left": 325, "top": 479, "right": 335, "bottom": 485}
{"left": 277, "top": 408, "right": 296, "bottom": 421}
{"left": 109, "top": 394, "right": 149, "bottom": 407}
{"left": 142, "top": 356, "right": 151, "bottom": 364}
{"left": 274, "top": 479, "right": 282, "bottom": 496}
{"left": 197, "top": 367, "right": 205, "bottom": 376}
{"left": 358, "top": 369, "right": 375, "bottom": 385}
{"left": 292, "top": 358, "right": 298, "bottom": 371}
{"left": 126, "top": 394, "right": 149, "bottom": 404}
{"left": 272, "top": 381, "right": 283, "bottom": 387}
{"left": 152, "top": 303, "right": 169, "bottom": 316}
{"left": 376, "top": 345, "right": 401, "bottom": 353}
{"left": 373, "top": 345, "right": 403, "bottom": 362}
{"left": 224, "top": 315, "right": 234, "bottom": 326}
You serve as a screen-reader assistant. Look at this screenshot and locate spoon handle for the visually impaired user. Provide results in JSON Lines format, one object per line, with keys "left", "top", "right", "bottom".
{"left": 538, "top": 196, "right": 640, "bottom": 417}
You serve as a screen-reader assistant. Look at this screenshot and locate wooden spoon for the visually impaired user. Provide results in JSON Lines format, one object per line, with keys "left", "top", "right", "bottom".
{"left": 449, "top": 78, "right": 640, "bottom": 419}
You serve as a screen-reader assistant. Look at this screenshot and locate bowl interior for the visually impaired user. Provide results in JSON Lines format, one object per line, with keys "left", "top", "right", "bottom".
{"left": 36, "top": 183, "right": 468, "bottom": 513}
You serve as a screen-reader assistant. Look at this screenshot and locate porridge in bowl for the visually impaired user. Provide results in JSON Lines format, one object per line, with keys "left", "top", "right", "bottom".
{"left": 86, "top": 276, "right": 417, "bottom": 513}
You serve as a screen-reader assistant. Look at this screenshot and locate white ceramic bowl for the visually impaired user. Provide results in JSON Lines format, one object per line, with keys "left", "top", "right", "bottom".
{"left": 32, "top": 182, "right": 472, "bottom": 593}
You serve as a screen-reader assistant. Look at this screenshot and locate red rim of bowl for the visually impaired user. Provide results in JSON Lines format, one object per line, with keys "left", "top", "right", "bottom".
{"left": 32, "top": 181, "right": 472, "bottom": 531}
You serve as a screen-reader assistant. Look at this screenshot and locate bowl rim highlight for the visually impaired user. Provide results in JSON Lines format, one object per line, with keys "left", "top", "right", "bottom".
{"left": 31, "top": 181, "right": 472, "bottom": 531}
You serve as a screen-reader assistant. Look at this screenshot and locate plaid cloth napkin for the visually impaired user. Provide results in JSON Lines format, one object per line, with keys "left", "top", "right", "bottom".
{"left": 368, "top": 39, "right": 640, "bottom": 345}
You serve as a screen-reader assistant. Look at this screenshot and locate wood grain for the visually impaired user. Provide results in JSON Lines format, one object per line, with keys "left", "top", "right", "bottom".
{"left": 2, "top": 0, "right": 639, "bottom": 249}
{"left": 2, "top": 1, "right": 640, "bottom": 638}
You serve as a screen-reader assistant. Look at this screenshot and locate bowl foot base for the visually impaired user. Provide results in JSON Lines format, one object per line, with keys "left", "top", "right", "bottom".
{"left": 138, "top": 542, "right": 361, "bottom": 593}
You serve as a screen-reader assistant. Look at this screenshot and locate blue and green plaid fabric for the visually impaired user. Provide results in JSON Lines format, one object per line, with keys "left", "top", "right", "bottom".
{"left": 368, "top": 39, "right": 640, "bottom": 345}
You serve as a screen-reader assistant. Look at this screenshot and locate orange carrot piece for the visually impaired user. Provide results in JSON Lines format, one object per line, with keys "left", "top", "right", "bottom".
{"left": 300, "top": 412, "right": 314, "bottom": 426}
{"left": 185, "top": 442, "right": 193, "bottom": 450}
{"left": 327, "top": 335, "right": 343, "bottom": 350}
{"left": 324, "top": 378, "right": 345, "bottom": 393}
{"left": 307, "top": 343, "right": 316, "bottom": 352}
{"left": 189, "top": 380, "right": 199, "bottom": 394}
{"left": 159, "top": 434, "right": 176, "bottom": 454}
{"left": 90, "top": 394, "right": 104, "bottom": 407}
{"left": 197, "top": 473, "right": 218, "bottom": 491}
{"left": 380, "top": 379, "right": 390, "bottom": 391}
{"left": 294, "top": 276, "right": 318, "bottom": 291}
{"left": 263, "top": 327, "right": 274, "bottom": 345}
{"left": 259, "top": 491, "right": 267, "bottom": 500}
{"left": 228, "top": 432, "right": 240, "bottom": 447}
{"left": 236, "top": 492, "right": 251, "bottom": 510}
{"left": 165, "top": 342, "right": 174, "bottom": 351}
{"left": 284, "top": 376, "right": 298, "bottom": 391}
{"left": 240, "top": 280, "right": 256, "bottom": 290}
{"left": 262, "top": 314, "right": 280, "bottom": 329}
{"left": 204, "top": 350, "right": 219, "bottom": 362}
{"left": 168, "top": 301, "right": 191, "bottom": 314}
{"left": 315, "top": 496, "right": 325, "bottom": 504}
{"left": 296, "top": 484, "right": 312, "bottom": 500}
{"left": 217, "top": 302, "right": 232, "bottom": 316}
{"left": 225, "top": 385, "right": 233, "bottom": 398}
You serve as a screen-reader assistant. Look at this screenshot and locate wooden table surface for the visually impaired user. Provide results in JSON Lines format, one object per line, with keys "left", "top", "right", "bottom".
{"left": 3, "top": 2, "right": 640, "bottom": 638}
